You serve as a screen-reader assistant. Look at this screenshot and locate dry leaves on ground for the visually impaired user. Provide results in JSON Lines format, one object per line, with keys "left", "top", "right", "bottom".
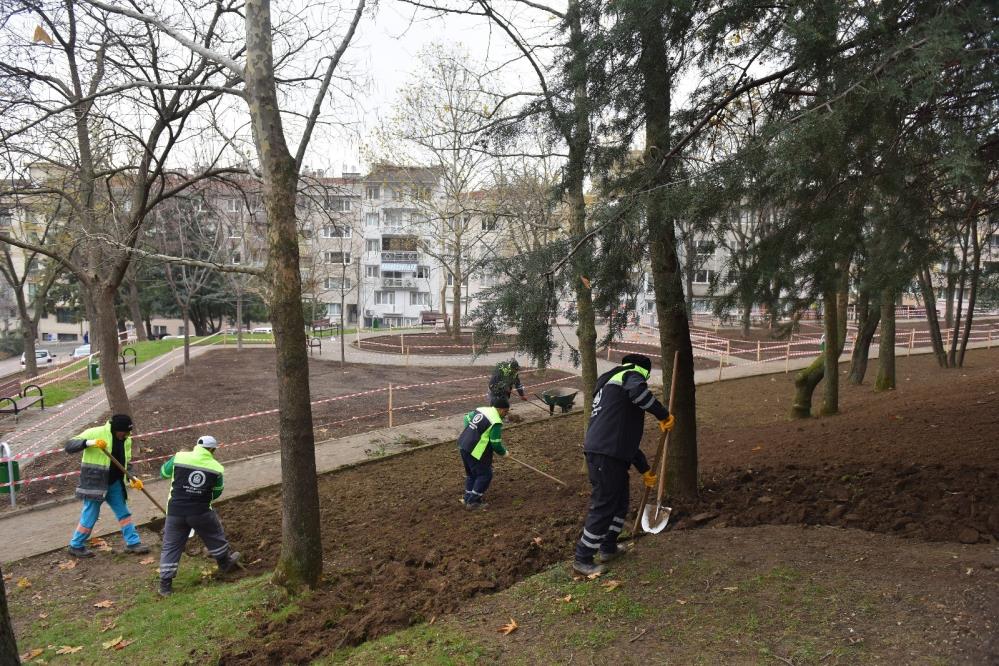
{"left": 19, "top": 648, "right": 44, "bottom": 661}
{"left": 602, "top": 580, "right": 622, "bottom": 592}
{"left": 100, "top": 618, "right": 117, "bottom": 633}
{"left": 102, "top": 636, "right": 124, "bottom": 650}
{"left": 139, "top": 557, "right": 155, "bottom": 565}
{"left": 498, "top": 618, "right": 519, "bottom": 635}
{"left": 93, "top": 599, "right": 114, "bottom": 608}
{"left": 56, "top": 645, "right": 84, "bottom": 655}
{"left": 16, "top": 577, "right": 31, "bottom": 589}
{"left": 114, "top": 639, "right": 134, "bottom": 650}
{"left": 58, "top": 560, "right": 77, "bottom": 570}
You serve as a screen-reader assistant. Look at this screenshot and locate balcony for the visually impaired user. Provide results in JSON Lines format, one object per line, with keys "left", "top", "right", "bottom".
{"left": 381, "top": 251, "right": 417, "bottom": 263}
{"left": 382, "top": 277, "right": 420, "bottom": 289}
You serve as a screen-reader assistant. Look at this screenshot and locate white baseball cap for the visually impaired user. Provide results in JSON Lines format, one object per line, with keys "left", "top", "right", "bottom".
{"left": 197, "top": 436, "right": 219, "bottom": 449}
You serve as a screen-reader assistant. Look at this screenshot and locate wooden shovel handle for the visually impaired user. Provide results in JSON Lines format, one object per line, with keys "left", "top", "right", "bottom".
{"left": 98, "top": 446, "right": 167, "bottom": 515}
{"left": 632, "top": 350, "right": 681, "bottom": 536}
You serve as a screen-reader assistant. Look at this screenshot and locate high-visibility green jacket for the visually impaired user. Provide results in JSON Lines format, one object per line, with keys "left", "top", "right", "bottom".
{"left": 64, "top": 422, "right": 132, "bottom": 501}
{"left": 457, "top": 406, "right": 506, "bottom": 463}
{"left": 160, "top": 445, "right": 224, "bottom": 516}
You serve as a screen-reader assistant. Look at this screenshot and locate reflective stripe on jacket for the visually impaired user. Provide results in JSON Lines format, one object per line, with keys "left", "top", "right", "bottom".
{"left": 160, "top": 445, "right": 224, "bottom": 516}
{"left": 457, "top": 406, "right": 506, "bottom": 463}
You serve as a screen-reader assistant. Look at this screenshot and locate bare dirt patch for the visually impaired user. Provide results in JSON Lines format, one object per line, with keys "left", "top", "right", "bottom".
{"left": 7, "top": 351, "right": 578, "bottom": 507}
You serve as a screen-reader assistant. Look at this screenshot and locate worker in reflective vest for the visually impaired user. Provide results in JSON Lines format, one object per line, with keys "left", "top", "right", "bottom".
{"left": 157, "top": 436, "right": 240, "bottom": 596}
{"left": 573, "top": 354, "right": 674, "bottom": 576}
{"left": 457, "top": 396, "right": 510, "bottom": 510}
{"left": 64, "top": 414, "right": 150, "bottom": 558}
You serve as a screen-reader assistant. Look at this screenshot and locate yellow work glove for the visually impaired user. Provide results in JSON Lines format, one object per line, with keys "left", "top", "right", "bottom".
{"left": 90, "top": 439, "right": 108, "bottom": 450}
{"left": 658, "top": 415, "right": 675, "bottom": 432}
{"left": 130, "top": 478, "right": 144, "bottom": 491}
{"left": 642, "top": 470, "right": 657, "bottom": 489}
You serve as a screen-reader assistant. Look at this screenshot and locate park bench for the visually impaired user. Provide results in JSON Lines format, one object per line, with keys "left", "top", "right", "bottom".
{"left": 119, "top": 347, "right": 138, "bottom": 372}
{"left": 306, "top": 336, "right": 322, "bottom": 355}
{"left": 420, "top": 310, "right": 448, "bottom": 329}
{"left": 0, "top": 377, "right": 45, "bottom": 421}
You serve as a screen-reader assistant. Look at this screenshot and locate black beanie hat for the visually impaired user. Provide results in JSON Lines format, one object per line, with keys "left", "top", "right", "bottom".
{"left": 621, "top": 353, "right": 653, "bottom": 372}
{"left": 110, "top": 414, "right": 134, "bottom": 432}
{"left": 492, "top": 396, "right": 511, "bottom": 410}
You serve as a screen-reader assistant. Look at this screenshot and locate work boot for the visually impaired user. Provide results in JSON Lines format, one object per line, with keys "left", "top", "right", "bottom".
{"left": 218, "top": 551, "right": 242, "bottom": 574}
{"left": 125, "top": 543, "right": 150, "bottom": 555}
{"left": 596, "top": 542, "right": 634, "bottom": 564}
{"left": 158, "top": 579, "right": 173, "bottom": 597}
{"left": 67, "top": 545, "right": 95, "bottom": 559}
{"left": 464, "top": 501, "right": 487, "bottom": 511}
{"left": 572, "top": 560, "right": 606, "bottom": 577}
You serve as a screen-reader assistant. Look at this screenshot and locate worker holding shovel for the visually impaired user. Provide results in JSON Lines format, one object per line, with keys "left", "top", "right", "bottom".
{"left": 157, "top": 436, "right": 240, "bottom": 597}
{"left": 64, "top": 414, "right": 151, "bottom": 558}
{"left": 572, "top": 354, "right": 674, "bottom": 577}
{"left": 458, "top": 396, "right": 511, "bottom": 510}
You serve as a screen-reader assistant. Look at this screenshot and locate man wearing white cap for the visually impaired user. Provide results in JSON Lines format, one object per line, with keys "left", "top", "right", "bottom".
{"left": 157, "top": 436, "right": 240, "bottom": 596}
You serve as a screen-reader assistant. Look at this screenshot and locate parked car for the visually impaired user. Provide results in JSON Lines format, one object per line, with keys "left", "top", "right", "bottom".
{"left": 20, "top": 349, "right": 55, "bottom": 366}
{"left": 251, "top": 326, "right": 273, "bottom": 334}
{"left": 70, "top": 344, "right": 92, "bottom": 359}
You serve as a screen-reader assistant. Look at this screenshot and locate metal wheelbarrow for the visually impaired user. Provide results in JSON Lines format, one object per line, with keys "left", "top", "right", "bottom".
{"left": 534, "top": 387, "right": 579, "bottom": 415}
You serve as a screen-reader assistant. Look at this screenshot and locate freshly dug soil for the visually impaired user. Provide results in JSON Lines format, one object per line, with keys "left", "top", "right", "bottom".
{"left": 212, "top": 349, "right": 999, "bottom": 663}
{"left": 7, "top": 351, "right": 577, "bottom": 507}
{"left": 353, "top": 331, "right": 519, "bottom": 356}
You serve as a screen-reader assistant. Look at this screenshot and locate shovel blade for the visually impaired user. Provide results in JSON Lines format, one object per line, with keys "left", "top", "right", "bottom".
{"left": 640, "top": 504, "right": 672, "bottom": 534}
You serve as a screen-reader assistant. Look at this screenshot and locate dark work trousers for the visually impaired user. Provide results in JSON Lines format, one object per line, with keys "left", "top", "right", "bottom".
{"left": 159, "top": 511, "right": 233, "bottom": 581}
{"left": 460, "top": 449, "right": 493, "bottom": 506}
{"left": 574, "top": 453, "right": 630, "bottom": 563}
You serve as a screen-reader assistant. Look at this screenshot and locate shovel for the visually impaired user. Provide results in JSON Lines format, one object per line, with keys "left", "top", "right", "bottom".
{"left": 97, "top": 446, "right": 167, "bottom": 515}
{"left": 633, "top": 351, "right": 680, "bottom": 536}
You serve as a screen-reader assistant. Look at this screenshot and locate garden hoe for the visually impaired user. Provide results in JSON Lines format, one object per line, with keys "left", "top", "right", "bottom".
{"left": 633, "top": 351, "right": 680, "bottom": 536}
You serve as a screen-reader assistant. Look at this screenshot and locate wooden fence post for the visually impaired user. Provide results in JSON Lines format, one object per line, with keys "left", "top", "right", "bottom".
{"left": 717, "top": 354, "right": 724, "bottom": 381}
{"left": 908, "top": 328, "right": 915, "bottom": 356}
{"left": 756, "top": 340, "right": 761, "bottom": 362}
{"left": 388, "top": 383, "right": 393, "bottom": 428}
{"left": 785, "top": 342, "right": 791, "bottom": 373}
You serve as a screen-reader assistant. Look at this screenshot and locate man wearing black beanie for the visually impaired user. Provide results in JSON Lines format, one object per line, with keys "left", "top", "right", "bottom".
{"left": 572, "top": 353, "right": 674, "bottom": 576}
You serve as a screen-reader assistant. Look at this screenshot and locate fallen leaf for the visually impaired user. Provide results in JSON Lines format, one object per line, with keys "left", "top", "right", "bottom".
{"left": 602, "top": 580, "right": 622, "bottom": 592}
{"left": 37, "top": 613, "right": 48, "bottom": 619}
{"left": 428, "top": 616, "right": 436, "bottom": 625}
{"left": 16, "top": 577, "right": 31, "bottom": 589}
{"left": 102, "top": 636, "right": 124, "bottom": 650}
{"left": 56, "top": 646, "right": 83, "bottom": 655}
{"left": 58, "top": 560, "right": 77, "bottom": 570}
{"left": 498, "top": 618, "right": 518, "bottom": 635}
{"left": 249, "top": 559, "right": 262, "bottom": 566}
{"left": 100, "top": 619, "right": 117, "bottom": 633}
{"left": 114, "top": 639, "right": 134, "bottom": 650}
{"left": 93, "top": 599, "right": 113, "bottom": 608}
{"left": 751, "top": 446, "right": 762, "bottom": 452}
{"left": 580, "top": 276, "right": 591, "bottom": 289}
{"left": 722, "top": 586, "right": 738, "bottom": 592}
{"left": 139, "top": 557, "right": 155, "bottom": 565}
{"left": 586, "top": 571, "right": 604, "bottom": 580}
{"left": 200, "top": 568, "right": 214, "bottom": 578}
{"left": 676, "top": 599, "right": 688, "bottom": 605}
{"left": 89, "top": 538, "right": 112, "bottom": 552}
{"left": 19, "top": 648, "right": 44, "bottom": 661}
{"left": 560, "top": 594, "right": 573, "bottom": 603}
{"left": 531, "top": 536, "right": 543, "bottom": 546}
{"left": 2, "top": 573, "right": 11, "bottom": 582}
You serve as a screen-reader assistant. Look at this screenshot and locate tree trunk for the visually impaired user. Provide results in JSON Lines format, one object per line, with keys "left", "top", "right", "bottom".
{"left": 565, "top": 0, "right": 598, "bottom": 432}
{"left": 641, "top": 10, "right": 697, "bottom": 499}
{"left": 339, "top": 293, "right": 346, "bottom": 367}
{"left": 820, "top": 288, "right": 840, "bottom": 415}
{"left": 451, "top": 258, "right": 462, "bottom": 342}
{"left": 18, "top": 294, "right": 37, "bottom": 378}
{"left": 944, "top": 263, "right": 957, "bottom": 328}
{"left": 874, "top": 288, "right": 896, "bottom": 391}
{"left": 182, "top": 304, "right": 190, "bottom": 368}
{"left": 144, "top": 316, "right": 153, "bottom": 341}
{"left": 949, "top": 226, "right": 970, "bottom": 367}
{"left": 0, "top": 564, "right": 18, "bottom": 665}
{"left": 127, "top": 278, "right": 148, "bottom": 341}
{"left": 440, "top": 281, "right": 450, "bottom": 335}
{"left": 246, "top": 0, "right": 321, "bottom": 592}
{"left": 917, "top": 266, "right": 947, "bottom": 367}
{"left": 93, "top": 287, "right": 129, "bottom": 413}
{"left": 741, "top": 300, "right": 751, "bottom": 338}
{"left": 236, "top": 287, "right": 244, "bottom": 351}
{"left": 848, "top": 290, "right": 881, "bottom": 384}
{"left": 958, "top": 219, "right": 982, "bottom": 368}
{"left": 791, "top": 354, "right": 824, "bottom": 419}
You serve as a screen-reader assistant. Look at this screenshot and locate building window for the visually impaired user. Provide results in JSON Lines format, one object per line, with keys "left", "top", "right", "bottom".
{"left": 231, "top": 252, "right": 241, "bottom": 265}
{"left": 481, "top": 217, "right": 497, "bottom": 231}
{"left": 55, "top": 307, "right": 77, "bottom": 324}
{"left": 410, "top": 292, "right": 430, "bottom": 306}
{"left": 416, "top": 265, "right": 430, "bottom": 279}
{"left": 328, "top": 303, "right": 342, "bottom": 317}
{"left": 320, "top": 225, "right": 351, "bottom": 238}
{"left": 226, "top": 198, "right": 240, "bottom": 213}
{"left": 694, "top": 240, "right": 714, "bottom": 262}
{"left": 693, "top": 269, "right": 716, "bottom": 284}
{"left": 324, "top": 277, "right": 352, "bottom": 290}
{"left": 0, "top": 208, "right": 11, "bottom": 228}
{"left": 365, "top": 212, "right": 379, "bottom": 227}
{"left": 365, "top": 265, "right": 379, "bottom": 278}
{"left": 365, "top": 239, "right": 379, "bottom": 253}
{"left": 446, "top": 273, "right": 469, "bottom": 286}
{"left": 374, "top": 291, "right": 395, "bottom": 305}
{"left": 366, "top": 185, "right": 380, "bottom": 200}
{"left": 324, "top": 196, "right": 351, "bottom": 212}
{"left": 325, "top": 251, "right": 351, "bottom": 265}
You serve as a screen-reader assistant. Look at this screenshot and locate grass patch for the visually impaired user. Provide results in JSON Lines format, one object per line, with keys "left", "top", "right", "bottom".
{"left": 325, "top": 624, "right": 492, "bottom": 665}
{"left": 16, "top": 570, "right": 275, "bottom": 665}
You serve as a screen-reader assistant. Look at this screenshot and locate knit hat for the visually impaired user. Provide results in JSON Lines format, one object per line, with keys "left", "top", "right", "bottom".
{"left": 492, "top": 396, "right": 511, "bottom": 410}
{"left": 621, "top": 354, "right": 653, "bottom": 372}
{"left": 109, "top": 414, "right": 133, "bottom": 432}
{"left": 197, "top": 436, "right": 219, "bottom": 449}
